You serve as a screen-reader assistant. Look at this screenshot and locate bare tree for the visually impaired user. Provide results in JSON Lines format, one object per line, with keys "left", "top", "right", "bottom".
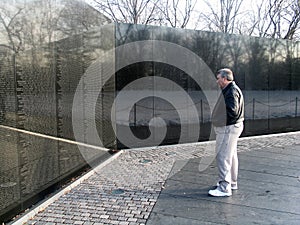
{"left": 92, "top": 0, "right": 198, "bottom": 28}
{"left": 255, "top": 0, "right": 289, "bottom": 38}
{"left": 280, "top": 0, "right": 300, "bottom": 40}
{"left": 92, "top": 0, "right": 161, "bottom": 25}
{"left": 197, "top": 0, "right": 244, "bottom": 33}
{"left": 243, "top": 0, "right": 300, "bottom": 40}
{"left": 194, "top": 0, "right": 300, "bottom": 40}
{"left": 158, "top": 0, "right": 197, "bottom": 28}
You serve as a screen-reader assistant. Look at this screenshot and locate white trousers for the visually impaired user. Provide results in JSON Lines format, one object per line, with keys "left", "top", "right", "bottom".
{"left": 214, "top": 122, "right": 244, "bottom": 192}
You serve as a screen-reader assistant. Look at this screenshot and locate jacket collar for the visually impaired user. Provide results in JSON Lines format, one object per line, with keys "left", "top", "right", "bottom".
{"left": 222, "top": 81, "right": 235, "bottom": 93}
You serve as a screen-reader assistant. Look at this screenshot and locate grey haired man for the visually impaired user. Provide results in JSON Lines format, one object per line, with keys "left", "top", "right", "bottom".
{"left": 209, "top": 68, "right": 244, "bottom": 197}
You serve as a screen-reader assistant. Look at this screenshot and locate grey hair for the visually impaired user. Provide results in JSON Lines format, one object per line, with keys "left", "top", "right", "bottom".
{"left": 217, "top": 68, "right": 234, "bottom": 81}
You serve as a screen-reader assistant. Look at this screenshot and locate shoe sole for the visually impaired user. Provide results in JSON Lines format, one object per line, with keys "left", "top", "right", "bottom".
{"left": 208, "top": 190, "right": 232, "bottom": 197}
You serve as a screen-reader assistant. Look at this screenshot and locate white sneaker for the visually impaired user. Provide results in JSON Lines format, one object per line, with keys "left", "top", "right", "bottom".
{"left": 208, "top": 188, "right": 232, "bottom": 197}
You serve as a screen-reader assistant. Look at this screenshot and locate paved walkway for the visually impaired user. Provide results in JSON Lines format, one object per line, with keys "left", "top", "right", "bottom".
{"left": 11, "top": 131, "right": 300, "bottom": 225}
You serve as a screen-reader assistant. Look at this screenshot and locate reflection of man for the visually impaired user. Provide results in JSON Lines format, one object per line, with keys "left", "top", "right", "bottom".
{"left": 209, "top": 68, "right": 244, "bottom": 197}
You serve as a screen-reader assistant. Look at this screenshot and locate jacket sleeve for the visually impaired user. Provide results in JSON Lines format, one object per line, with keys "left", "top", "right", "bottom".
{"left": 225, "top": 90, "right": 240, "bottom": 120}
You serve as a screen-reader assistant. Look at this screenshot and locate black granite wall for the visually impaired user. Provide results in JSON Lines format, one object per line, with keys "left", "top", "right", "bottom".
{"left": 0, "top": 0, "right": 114, "bottom": 220}
{"left": 114, "top": 23, "right": 300, "bottom": 148}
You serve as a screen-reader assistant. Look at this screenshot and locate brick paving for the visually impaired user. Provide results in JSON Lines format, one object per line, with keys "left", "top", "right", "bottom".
{"left": 17, "top": 131, "right": 300, "bottom": 225}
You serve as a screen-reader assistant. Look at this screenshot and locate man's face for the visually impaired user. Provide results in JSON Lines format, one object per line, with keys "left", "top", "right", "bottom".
{"left": 216, "top": 74, "right": 227, "bottom": 89}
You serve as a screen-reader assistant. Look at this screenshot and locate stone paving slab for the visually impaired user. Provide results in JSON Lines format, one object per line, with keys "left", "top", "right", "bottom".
{"left": 147, "top": 194, "right": 300, "bottom": 225}
{"left": 9, "top": 131, "right": 300, "bottom": 225}
{"left": 148, "top": 144, "right": 300, "bottom": 224}
{"left": 170, "top": 165, "right": 300, "bottom": 191}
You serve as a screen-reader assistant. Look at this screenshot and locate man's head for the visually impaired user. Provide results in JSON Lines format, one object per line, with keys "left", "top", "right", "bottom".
{"left": 216, "top": 68, "right": 234, "bottom": 89}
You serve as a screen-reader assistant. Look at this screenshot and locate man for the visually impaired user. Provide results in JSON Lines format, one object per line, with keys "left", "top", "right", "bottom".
{"left": 209, "top": 68, "right": 244, "bottom": 197}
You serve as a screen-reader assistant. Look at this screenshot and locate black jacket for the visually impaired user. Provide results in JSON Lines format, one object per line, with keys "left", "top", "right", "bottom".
{"left": 212, "top": 81, "right": 244, "bottom": 127}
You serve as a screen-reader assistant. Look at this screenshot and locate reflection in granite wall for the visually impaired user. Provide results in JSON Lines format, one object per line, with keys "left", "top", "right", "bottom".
{"left": 116, "top": 23, "right": 300, "bottom": 91}
{"left": 0, "top": 55, "right": 17, "bottom": 127}
{"left": 0, "top": 0, "right": 114, "bottom": 222}
{"left": 0, "top": 25, "right": 116, "bottom": 221}
{"left": 115, "top": 23, "right": 300, "bottom": 149}
{"left": 0, "top": 128, "right": 19, "bottom": 216}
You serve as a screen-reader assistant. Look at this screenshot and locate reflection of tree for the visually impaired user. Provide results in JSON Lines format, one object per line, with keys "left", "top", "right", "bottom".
{"left": 187, "top": 26, "right": 300, "bottom": 91}
{"left": 223, "top": 34, "right": 244, "bottom": 77}
{"left": 0, "top": 5, "right": 24, "bottom": 53}
{"left": 268, "top": 39, "right": 295, "bottom": 90}
{"left": 115, "top": 23, "right": 151, "bottom": 46}
{"left": 269, "top": 39, "right": 282, "bottom": 90}
{"left": 0, "top": 1, "right": 25, "bottom": 125}
{"left": 0, "top": 0, "right": 110, "bottom": 52}
{"left": 286, "top": 45, "right": 294, "bottom": 90}
{"left": 115, "top": 24, "right": 152, "bottom": 90}
{"left": 189, "top": 27, "right": 300, "bottom": 91}
{"left": 292, "top": 55, "right": 300, "bottom": 90}
{"left": 246, "top": 38, "right": 269, "bottom": 90}
{"left": 191, "top": 31, "right": 225, "bottom": 73}
{"left": 0, "top": 0, "right": 111, "bottom": 125}
{"left": 57, "top": 0, "right": 110, "bottom": 36}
